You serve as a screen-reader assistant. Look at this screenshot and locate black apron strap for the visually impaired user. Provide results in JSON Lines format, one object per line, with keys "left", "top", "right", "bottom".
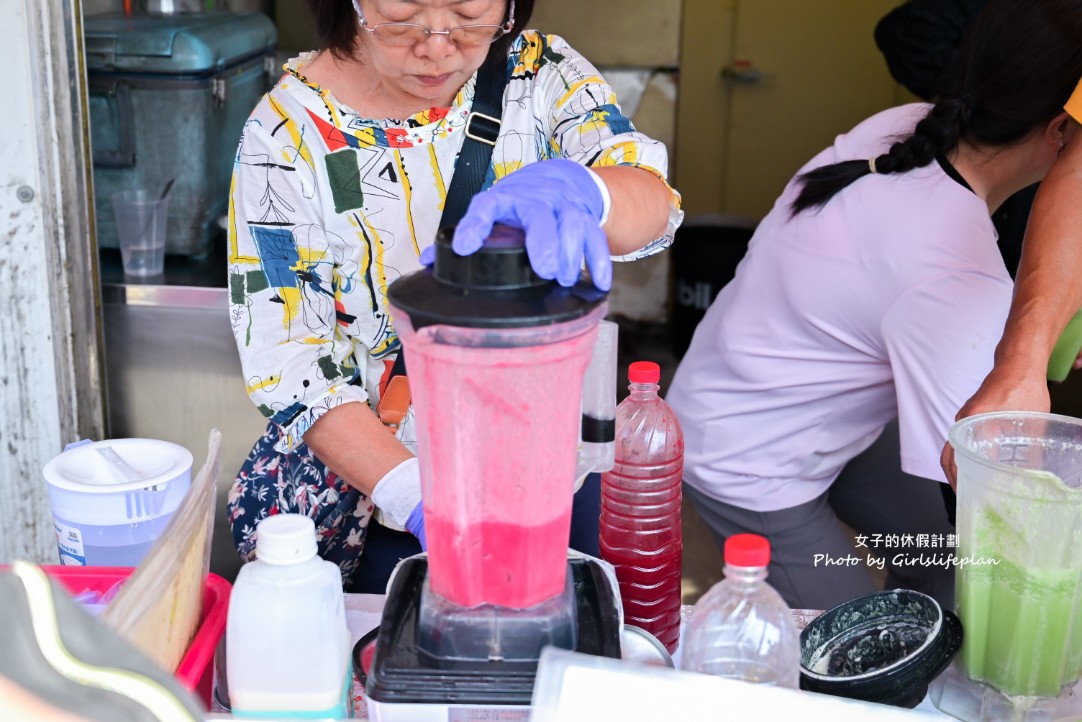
{"left": 395, "top": 51, "right": 509, "bottom": 373}
{"left": 389, "top": 349, "right": 407, "bottom": 380}
{"left": 438, "top": 52, "right": 507, "bottom": 229}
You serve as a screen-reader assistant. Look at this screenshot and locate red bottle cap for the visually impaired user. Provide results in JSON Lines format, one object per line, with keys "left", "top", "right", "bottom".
{"left": 628, "top": 361, "right": 661, "bottom": 384}
{"left": 724, "top": 533, "right": 770, "bottom": 567}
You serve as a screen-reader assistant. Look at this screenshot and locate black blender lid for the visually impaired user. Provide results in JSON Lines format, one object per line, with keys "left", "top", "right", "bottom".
{"left": 387, "top": 224, "right": 607, "bottom": 329}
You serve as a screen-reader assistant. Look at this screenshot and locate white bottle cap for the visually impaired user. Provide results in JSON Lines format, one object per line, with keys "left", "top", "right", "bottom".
{"left": 255, "top": 514, "right": 318, "bottom": 565}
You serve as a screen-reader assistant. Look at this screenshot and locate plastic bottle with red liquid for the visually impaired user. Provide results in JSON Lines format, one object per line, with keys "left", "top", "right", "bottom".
{"left": 599, "top": 360, "right": 684, "bottom": 653}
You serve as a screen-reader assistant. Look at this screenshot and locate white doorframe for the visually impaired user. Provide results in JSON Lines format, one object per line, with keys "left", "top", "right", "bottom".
{"left": 0, "top": 0, "right": 106, "bottom": 563}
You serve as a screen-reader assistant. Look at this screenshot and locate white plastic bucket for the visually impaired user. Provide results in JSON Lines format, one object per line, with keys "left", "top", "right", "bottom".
{"left": 42, "top": 438, "right": 193, "bottom": 567}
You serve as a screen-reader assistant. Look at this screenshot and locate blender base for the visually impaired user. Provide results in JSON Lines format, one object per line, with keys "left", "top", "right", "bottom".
{"left": 365, "top": 555, "right": 621, "bottom": 719}
{"left": 930, "top": 659, "right": 1082, "bottom": 722}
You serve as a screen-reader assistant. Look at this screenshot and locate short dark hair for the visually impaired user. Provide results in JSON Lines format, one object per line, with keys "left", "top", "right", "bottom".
{"left": 302, "top": 0, "right": 536, "bottom": 61}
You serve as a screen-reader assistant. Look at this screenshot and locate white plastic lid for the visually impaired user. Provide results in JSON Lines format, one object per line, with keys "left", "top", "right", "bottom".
{"left": 256, "top": 514, "right": 318, "bottom": 565}
{"left": 42, "top": 438, "right": 193, "bottom": 493}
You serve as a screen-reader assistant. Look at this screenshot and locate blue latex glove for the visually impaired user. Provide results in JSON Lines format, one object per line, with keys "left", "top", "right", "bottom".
{"left": 405, "top": 501, "right": 427, "bottom": 551}
{"left": 452, "top": 159, "right": 613, "bottom": 291}
{"left": 419, "top": 244, "right": 436, "bottom": 267}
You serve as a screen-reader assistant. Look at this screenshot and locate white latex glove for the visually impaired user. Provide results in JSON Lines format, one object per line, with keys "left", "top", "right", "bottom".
{"left": 370, "top": 457, "right": 426, "bottom": 549}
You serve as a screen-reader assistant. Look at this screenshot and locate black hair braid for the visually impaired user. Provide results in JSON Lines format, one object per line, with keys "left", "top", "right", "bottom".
{"left": 789, "top": 99, "right": 967, "bottom": 216}
{"left": 875, "top": 100, "right": 965, "bottom": 174}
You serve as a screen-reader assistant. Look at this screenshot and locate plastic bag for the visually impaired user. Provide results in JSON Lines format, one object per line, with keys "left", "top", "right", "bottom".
{"left": 100, "top": 429, "right": 221, "bottom": 673}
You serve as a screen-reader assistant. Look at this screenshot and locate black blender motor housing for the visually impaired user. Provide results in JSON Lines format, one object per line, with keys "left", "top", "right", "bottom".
{"left": 367, "top": 225, "right": 619, "bottom": 708}
{"left": 365, "top": 557, "right": 622, "bottom": 706}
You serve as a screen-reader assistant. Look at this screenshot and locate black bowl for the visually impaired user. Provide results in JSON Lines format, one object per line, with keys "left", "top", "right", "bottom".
{"left": 799, "top": 589, "right": 963, "bottom": 708}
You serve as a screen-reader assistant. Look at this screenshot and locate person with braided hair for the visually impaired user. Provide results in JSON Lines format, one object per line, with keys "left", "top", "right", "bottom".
{"left": 666, "top": 0, "right": 1082, "bottom": 611}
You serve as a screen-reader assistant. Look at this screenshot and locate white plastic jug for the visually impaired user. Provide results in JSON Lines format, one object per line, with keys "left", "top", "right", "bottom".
{"left": 42, "top": 438, "right": 193, "bottom": 566}
{"left": 226, "top": 514, "right": 352, "bottom": 718}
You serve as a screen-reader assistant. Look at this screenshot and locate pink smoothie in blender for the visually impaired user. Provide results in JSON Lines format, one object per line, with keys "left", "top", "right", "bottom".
{"left": 397, "top": 315, "right": 602, "bottom": 608}
{"left": 367, "top": 225, "right": 621, "bottom": 717}
{"left": 387, "top": 223, "right": 608, "bottom": 610}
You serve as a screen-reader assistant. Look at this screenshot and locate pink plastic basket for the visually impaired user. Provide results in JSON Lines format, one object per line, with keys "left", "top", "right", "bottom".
{"left": 40, "top": 565, "right": 231, "bottom": 708}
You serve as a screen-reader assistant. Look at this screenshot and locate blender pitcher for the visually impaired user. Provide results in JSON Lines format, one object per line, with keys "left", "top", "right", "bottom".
{"left": 934, "top": 412, "right": 1082, "bottom": 720}
{"left": 388, "top": 224, "right": 607, "bottom": 610}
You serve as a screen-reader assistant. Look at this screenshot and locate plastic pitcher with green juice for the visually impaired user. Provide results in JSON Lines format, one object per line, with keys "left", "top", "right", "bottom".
{"left": 950, "top": 413, "right": 1082, "bottom": 701}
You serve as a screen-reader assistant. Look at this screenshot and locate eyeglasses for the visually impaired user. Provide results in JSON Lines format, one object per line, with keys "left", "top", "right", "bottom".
{"left": 351, "top": 0, "right": 515, "bottom": 47}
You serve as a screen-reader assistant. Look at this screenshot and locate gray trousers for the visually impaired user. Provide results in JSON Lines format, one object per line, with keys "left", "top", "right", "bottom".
{"left": 685, "top": 420, "right": 956, "bottom": 612}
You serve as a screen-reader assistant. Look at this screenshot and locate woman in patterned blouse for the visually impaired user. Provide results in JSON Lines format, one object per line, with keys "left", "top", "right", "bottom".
{"left": 226, "top": 0, "right": 682, "bottom": 590}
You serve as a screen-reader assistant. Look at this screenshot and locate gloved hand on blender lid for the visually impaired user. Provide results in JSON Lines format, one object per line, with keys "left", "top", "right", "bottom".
{"left": 450, "top": 159, "right": 613, "bottom": 291}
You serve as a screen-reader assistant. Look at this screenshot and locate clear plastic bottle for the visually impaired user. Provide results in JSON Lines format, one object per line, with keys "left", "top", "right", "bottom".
{"left": 680, "top": 533, "right": 800, "bottom": 688}
{"left": 226, "top": 514, "right": 353, "bottom": 717}
{"left": 599, "top": 360, "right": 684, "bottom": 653}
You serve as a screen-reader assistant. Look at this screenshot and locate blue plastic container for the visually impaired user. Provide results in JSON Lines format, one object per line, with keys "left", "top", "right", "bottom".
{"left": 42, "top": 438, "right": 194, "bottom": 567}
{"left": 84, "top": 11, "right": 277, "bottom": 257}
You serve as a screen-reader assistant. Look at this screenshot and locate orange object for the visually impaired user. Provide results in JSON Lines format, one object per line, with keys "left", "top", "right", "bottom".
{"left": 41, "top": 565, "right": 231, "bottom": 708}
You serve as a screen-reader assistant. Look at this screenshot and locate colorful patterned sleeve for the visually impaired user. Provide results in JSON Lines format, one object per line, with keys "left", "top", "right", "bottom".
{"left": 227, "top": 103, "right": 370, "bottom": 452}
{"left": 520, "top": 31, "right": 683, "bottom": 260}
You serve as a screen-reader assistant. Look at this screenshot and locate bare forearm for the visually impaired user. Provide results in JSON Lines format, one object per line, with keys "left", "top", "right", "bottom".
{"left": 994, "top": 128, "right": 1082, "bottom": 377}
{"left": 952, "top": 121, "right": 1082, "bottom": 420}
{"left": 593, "top": 166, "right": 673, "bottom": 256}
{"left": 302, "top": 402, "right": 413, "bottom": 496}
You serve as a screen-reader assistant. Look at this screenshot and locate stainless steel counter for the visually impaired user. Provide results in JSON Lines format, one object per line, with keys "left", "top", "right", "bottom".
{"left": 100, "top": 238, "right": 264, "bottom": 582}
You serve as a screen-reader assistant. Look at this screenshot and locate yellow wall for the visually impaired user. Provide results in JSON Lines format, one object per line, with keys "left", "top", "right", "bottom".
{"left": 676, "top": 0, "right": 902, "bottom": 218}
{"left": 530, "top": 0, "right": 682, "bottom": 67}
{"left": 674, "top": 0, "right": 736, "bottom": 214}
{"left": 275, "top": 0, "right": 318, "bottom": 53}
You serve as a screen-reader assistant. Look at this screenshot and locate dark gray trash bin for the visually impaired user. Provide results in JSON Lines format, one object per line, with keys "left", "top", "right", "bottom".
{"left": 670, "top": 215, "right": 757, "bottom": 357}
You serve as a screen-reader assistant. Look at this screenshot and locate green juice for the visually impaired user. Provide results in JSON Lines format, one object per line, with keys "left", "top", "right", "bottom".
{"left": 959, "top": 555, "right": 1082, "bottom": 697}
{"left": 1047, "top": 309, "right": 1082, "bottom": 382}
